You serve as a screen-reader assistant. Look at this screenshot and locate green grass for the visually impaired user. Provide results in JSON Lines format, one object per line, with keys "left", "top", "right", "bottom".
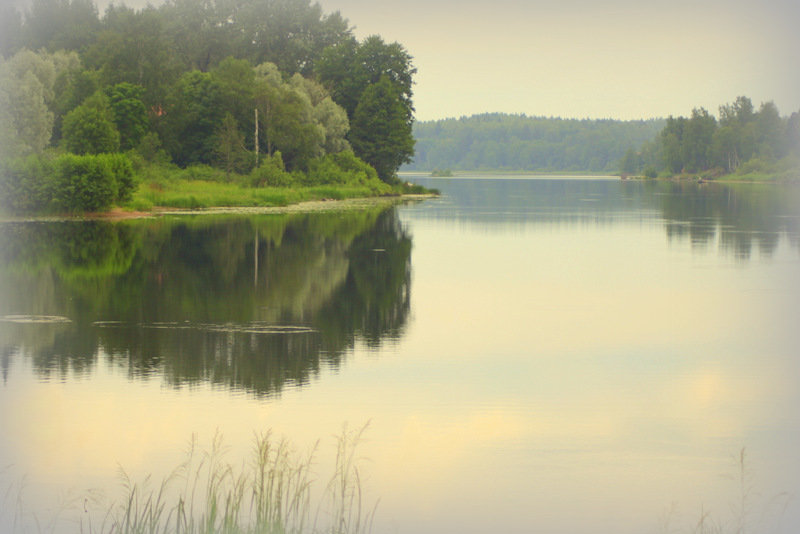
{"left": 122, "top": 161, "right": 435, "bottom": 213}
{"left": 127, "top": 179, "right": 407, "bottom": 211}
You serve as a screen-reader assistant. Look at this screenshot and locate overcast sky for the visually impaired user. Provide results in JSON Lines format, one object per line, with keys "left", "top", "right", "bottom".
{"left": 313, "top": 0, "right": 800, "bottom": 121}
{"left": 24, "top": 0, "right": 800, "bottom": 122}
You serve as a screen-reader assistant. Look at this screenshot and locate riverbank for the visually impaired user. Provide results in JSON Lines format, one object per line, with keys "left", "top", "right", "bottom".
{"left": 0, "top": 193, "right": 436, "bottom": 223}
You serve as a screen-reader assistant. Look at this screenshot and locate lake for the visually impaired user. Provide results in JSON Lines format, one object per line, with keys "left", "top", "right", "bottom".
{"left": 1, "top": 175, "right": 799, "bottom": 534}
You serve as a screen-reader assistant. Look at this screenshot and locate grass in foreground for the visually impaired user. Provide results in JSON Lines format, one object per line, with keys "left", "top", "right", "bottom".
{"left": 4, "top": 425, "right": 376, "bottom": 534}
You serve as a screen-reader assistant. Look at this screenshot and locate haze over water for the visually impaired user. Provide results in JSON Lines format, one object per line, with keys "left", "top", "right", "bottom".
{"left": 2, "top": 176, "right": 800, "bottom": 533}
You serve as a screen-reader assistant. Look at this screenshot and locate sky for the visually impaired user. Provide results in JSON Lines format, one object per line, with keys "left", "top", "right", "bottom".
{"left": 311, "top": 0, "right": 800, "bottom": 121}
{"left": 15, "top": 0, "right": 800, "bottom": 122}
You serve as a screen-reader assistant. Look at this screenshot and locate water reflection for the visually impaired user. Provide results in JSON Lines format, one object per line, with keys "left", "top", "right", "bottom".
{"left": 655, "top": 181, "right": 800, "bottom": 259}
{"left": 0, "top": 208, "right": 411, "bottom": 396}
{"left": 405, "top": 176, "right": 800, "bottom": 258}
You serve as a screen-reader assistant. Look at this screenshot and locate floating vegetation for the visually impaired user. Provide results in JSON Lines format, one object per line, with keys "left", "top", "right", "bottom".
{"left": 0, "top": 314, "right": 72, "bottom": 324}
{"left": 92, "top": 320, "right": 316, "bottom": 335}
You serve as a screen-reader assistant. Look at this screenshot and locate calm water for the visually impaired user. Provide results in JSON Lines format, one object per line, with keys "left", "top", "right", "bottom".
{"left": 1, "top": 176, "right": 800, "bottom": 533}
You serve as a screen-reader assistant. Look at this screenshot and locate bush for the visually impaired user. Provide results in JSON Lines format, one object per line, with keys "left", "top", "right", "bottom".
{"left": 249, "top": 152, "right": 295, "bottom": 187}
{"left": 0, "top": 154, "right": 56, "bottom": 213}
{"left": 305, "top": 151, "right": 381, "bottom": 187}
{"left": 184, "top": 164, "right": 223, "bottom": 182}
{"left": 51, "top": 153, "right": 117, "bottom": 212}
{"left": 642, "top": 166, "right": 658, "bottom": 179}
{"left": 97, "top": 153, "right": 136, "bottom": 202}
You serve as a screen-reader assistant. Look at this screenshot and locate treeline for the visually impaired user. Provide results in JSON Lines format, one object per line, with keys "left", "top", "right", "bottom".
{"left": 620, "top": 96, "right": 800, "bottom": 180}
{"left": 405, "top": 113, "right": 664, "bottom": 173}
{"left": 0, "top": 0, "right": 416, "bottom": 213}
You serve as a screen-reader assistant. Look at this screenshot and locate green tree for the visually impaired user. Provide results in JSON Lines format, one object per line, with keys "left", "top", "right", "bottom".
{"left": 158, "top": 0, "right": 235, "bottom": 72}
{"left": 713, "top": 96, "right": 757, "bottom": 172}
{"left": 21, "top": 0, "right": 100, "bottom": 53}
{"left": 52, "top": 67, "right": 100, "bottom": 142}
{"left": 0, "top": 49, "right": 78, "bottom": 156}
{"left": 232, "top": 0, "right": 351, "bottom": 75}
{"left": 211, "top": 57, "right": 257, "bottom": 146}
{"left": 681, "top": 108, "right": 716, "bottom": 172}
{"left": 254, "top": 66, "right": 323, "bottom": 171}
{"left": 213, "top": 113, "right": 251, "bottom": 178}
{"left": 660, "top": 116, "right": 686, "bottom": 173}
{"left": 61, "top": 91, "right": 120, "bottom": 155}
{"left": 349, "top": 75, "right": 414, "bottom": 182}
{"left": 104, "top": 82, "right": 149, "bottom": 150}
{"left": 754, "top": 101, "right": 784, "bottom": 159}
{"left": 84, "top": 5, "right": 181, "bottom": 109}
{"left": 619, "top": 147, "right": 640, "bottom": 175}
{"left": 160, "top": 70, "right": 224, "bottom": 166}
{"left": 316, "top": 35, "right": 415, "bottom": 120}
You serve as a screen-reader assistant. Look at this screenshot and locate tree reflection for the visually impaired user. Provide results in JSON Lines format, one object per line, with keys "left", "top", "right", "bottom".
{"left": 0, "top": 207, "right": 412, "bottom": 396}
{"left": 653, "top": 181, "right": 800, "bottom": 260}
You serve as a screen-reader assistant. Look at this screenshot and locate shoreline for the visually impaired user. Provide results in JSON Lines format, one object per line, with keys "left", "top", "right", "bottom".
{"left": 620, "top": 175, "right": 800, "bottom": 185}
{"left": 0, "top": 194, "right": 437, "bottom": 223}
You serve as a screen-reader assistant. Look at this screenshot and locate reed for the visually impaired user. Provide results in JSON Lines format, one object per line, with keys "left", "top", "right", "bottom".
{"left": 64, "top": 425, "right": 376, "bottom": 534}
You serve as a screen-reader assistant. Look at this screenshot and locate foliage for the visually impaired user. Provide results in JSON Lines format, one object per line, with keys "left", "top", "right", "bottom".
{"left": 61, "top": 90, "right": 120, "bottom": 154}
{"left": 305, "top": 151, "right": 387, "bottom": 193}
{"left": 316, "top": 35, "right": 416, "bottom": 176}
{"left": 0, "top": 153, "right": 56, "bottom": 213}
{"left": 0, "top": 152, "right": 135, "bottom": 213}
{"left": 408, "top": 113, "right": 665, "bottom": 173}
{"left": 98, "top": 152, "right": 136, "bottom": 202}
{"left": 160, "top": 70, "right": 224, "bottom": 166}
{"left": 0, "top": 48, "right": 75, "bottom": 157}
{"left": 249, "top": 151, "right": 294, "bottom": 187}
{"left": 213, "top": 113, "right": 253, "bottom": 179}
{"left": 619, "top": 96, "right": 798, "bottom": 179}
{"left": 349, "top": 76, "right": 415, "bottom": 182}
{"left": 104, "top": 82, "right": 148, "bottom": 150}
{"left": 51, "top": 152, "right": 117, "bottom": 212}
{"left": 1, "top": 0, "right": 421, "bottom": 213}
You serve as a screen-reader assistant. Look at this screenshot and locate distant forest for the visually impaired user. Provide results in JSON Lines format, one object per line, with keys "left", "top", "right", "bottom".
{"left": 621, "top": 96, "right": 800, "bottom": 180}
{"left": 404, "top": 113, "right": 664, "bottom": 173}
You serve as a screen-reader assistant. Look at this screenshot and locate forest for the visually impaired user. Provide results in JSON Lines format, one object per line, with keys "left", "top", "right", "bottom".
{"left": 0, "top": 0, "right": 418, "bottom": 214}
{"left": 404, "top": 113, "right": 665, "bottom": 173}
{"left": 621, "top": 96, "right": 800, "bottom": 181}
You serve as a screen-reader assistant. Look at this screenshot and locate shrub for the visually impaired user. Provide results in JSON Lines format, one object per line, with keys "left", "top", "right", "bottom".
{"left": 184, "top": 163, "right": 223, "bottom": 182}
{"left": 305, "top": 151, "right": 381, "bottom": 187}
{"left": 250, "top": 152, "right": 295, "bottom": 187}
{"left": 51, "top": 153, "right": 116, "bottom": 212}
{"left": 97, "top": 153, "right": 136, "bottom": 202}
{"left": 0, "top": 154, "right": 56, "bottom": 213}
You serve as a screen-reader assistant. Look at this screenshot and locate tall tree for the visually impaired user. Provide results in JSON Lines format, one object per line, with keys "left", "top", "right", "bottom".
{"left": 160, "top": 70, "right": 224, "bottom": 166}
{"left": 104, "top": 82, "right": 149, "bottom": 150}
{"left": 316, "top": 35, "right": 416, "bottom": 175}
{"left": 213, "top": 113, "right": 250, "bottom": 178}
{"left": 316, "top": 35, "right": 415, "bottom": 120}
{"left": 84, "top": 5, "right": 181, "bottom": 109}
{"left": 681, "top": 108, "right": 716, "bottom": 172}
{"left": 0, "top": 49, "right": 78, "bottom": 156}
{"left": 22, "top": 0, "right": 100, "bottom": 53}
{"left": 232, "top": 0, "right": 351, "bottom": 75}
{"left": 660, "top": 116, "right": 686, "bottom": 173}
{"left": 349, "top": 75, "right": 414, "bottom": 182}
